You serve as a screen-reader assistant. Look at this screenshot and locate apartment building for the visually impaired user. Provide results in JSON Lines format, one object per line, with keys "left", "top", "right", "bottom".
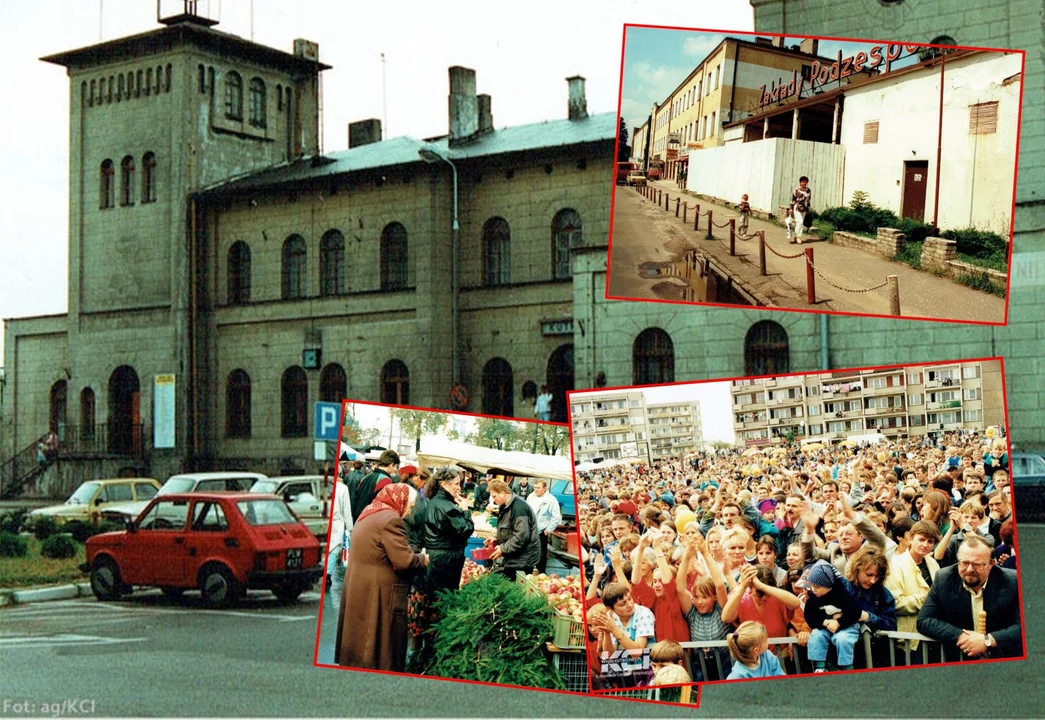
{"left": 731, "top": 361, "right": 1003, "bottom": 445}
{"left": 570, "top": 392, "right": 703, "bottom": 464}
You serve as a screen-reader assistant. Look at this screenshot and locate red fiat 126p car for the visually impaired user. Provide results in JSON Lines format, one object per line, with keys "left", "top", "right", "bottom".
{"left": 82, "top": 492, "right": 322, "bottom": 607}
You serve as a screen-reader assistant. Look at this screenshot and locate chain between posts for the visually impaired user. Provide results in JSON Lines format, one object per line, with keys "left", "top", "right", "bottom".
{"left": 804, "top": 255, "right": 890, "bottom": 293}
{"left": 762, "top": 241, "right": 807, "bottom": 260}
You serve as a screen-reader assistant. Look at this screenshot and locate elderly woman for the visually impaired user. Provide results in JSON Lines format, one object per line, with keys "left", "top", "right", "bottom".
{"left": 335, "top": 483, "right": 428, "bottom": 672}
{"left": 423, "top": 466, "right": 475, "bottom": 597}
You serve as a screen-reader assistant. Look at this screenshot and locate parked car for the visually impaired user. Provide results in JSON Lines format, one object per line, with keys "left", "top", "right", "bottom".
{"left": 250, "top": 475, "right": 333, "bottom": 538}
{"left": 28, "top": 478, "right": 161, "bottom": 527}
{"left": 100, "top": 471, "right": 266, "bottom": 523}
{"left": 549, "top": 478, "right": 576, "bottom": 521}
{"left": 1012, "top": 451, "right": 1045, "bottom": 523}
{"left": 626, "top": 170, "right": 647, "bottom": 187}
{"left": 82, "top": 492, "right": 322, "bottom": 607}
{"left": 616, "top": 161, "right": 636, "bottom": 185}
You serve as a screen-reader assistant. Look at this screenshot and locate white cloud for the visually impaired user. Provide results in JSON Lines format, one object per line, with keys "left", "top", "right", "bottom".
{"left": 683, "top": 35, "right": 722, "bottom": 61}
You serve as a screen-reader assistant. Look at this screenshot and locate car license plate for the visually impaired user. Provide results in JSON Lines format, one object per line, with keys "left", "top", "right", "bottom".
{"left": 287, "top": 548, "right": 302, "bottom": 569}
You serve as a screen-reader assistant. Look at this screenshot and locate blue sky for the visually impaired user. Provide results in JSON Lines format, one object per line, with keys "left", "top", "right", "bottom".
{"left": 620, "top": 27, "right": 924, "bottom": 134}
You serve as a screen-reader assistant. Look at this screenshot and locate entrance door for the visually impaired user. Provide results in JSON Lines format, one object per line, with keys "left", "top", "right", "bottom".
{"left": 546, "top": 345, "right": 574, "bottom": 423}
{"left": 902, "top": 161, "right": 929, "bottom": 221}
{"left": 108, "top": 366, "right": 141, "bottom": 455}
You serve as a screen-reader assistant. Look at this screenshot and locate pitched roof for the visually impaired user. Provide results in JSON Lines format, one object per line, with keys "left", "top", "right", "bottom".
{"left": 206, "top": 111, "right": 616, "bottom": 194}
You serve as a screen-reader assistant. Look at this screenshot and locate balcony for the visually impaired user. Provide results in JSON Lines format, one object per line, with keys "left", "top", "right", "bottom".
{"left": 880, "top": 404, "right": 907, "bottom": 415}
{"left": 863, "top": 383, "right": 905, "bottom": 396}
{"left": 925, "top": 377, "right": 961, "bottom": 390}
{"left": 943, "top": 422, "right": 963, "bottom": 431}
{"left": 735, "top": 418, "right": 769, "bottom": 430}
{"left": 926, "top": 399, "right": 962, "bottom": 411}
{"left": 593, "top": 405, "right": 629, "bottom": 417}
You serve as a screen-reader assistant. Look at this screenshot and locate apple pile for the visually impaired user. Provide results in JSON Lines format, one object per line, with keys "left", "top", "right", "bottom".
{"left": 529, "top": 572, "right": 585, "bottom": 622}
{"left": 459, "top": 559, "right": 488, "bottom": 588}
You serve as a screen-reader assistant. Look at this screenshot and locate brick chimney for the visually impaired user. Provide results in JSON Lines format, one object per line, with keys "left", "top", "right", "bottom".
{"left": 567, "top": 75, "right": 587, "bottom": 120}
{"left": 800, "top": 37, "right": 819, "bottom": 56}
{"left": 478, "top": 94, "right": 493, "bottom": 135}
{"left": 771, "top": 35, "right": 786, "bottom": 48}
{"left": 348, "top": 119, "right": 382, "bottom": 148}
{"left": 448, "top": 66, "right": 478, "bottom": 146}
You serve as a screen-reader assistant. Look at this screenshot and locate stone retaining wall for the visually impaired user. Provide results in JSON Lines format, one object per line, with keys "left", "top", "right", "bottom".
{"left": 833, "top": 228, "right": 906, "bottom": 258}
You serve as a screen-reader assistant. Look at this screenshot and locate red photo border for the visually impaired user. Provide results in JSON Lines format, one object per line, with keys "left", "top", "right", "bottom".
{"left": 607, "top": 24, "right": 1023, "bottom": 327}
{"left": 567, "top": 355, "right": 1025, "bottom": 701}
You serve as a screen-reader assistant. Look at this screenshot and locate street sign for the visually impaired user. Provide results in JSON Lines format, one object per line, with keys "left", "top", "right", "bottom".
{"left": 314, "top": 401, "right": 342, "bottom": 441}
{"left": 450, "top": 383, "right": 469, "bottom": 410}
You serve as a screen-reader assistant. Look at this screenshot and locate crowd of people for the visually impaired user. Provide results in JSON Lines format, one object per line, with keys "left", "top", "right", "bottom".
{"left": 577, "top": 431, "right": 1022, "bottom": 688}
{"left": 329, "top": 450, "right": 561, "bottom": 673}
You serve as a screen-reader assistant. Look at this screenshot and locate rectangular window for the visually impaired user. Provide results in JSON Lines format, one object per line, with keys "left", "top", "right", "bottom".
{"left": 910, "top": 414, "right": 925, "bottom": 427}
{"left": 907, "top": 372, "right": 922, "bottom": 385}
{"left": 868, "top": 377, "right": 887, "bottom": 389}
{"left": 806, "top": 386, "right": 819, "bottom": 397}
{"left": 909, "top": 393, "right": 922, "bottom": 406}
{"left": 808, "top": 405, "right": 820, "bottom": 417}
{"left": 965, "top": 409, "right": 982, "bottom": 422}
{"left": 969, "top": 102, "right": 999, "bottom": 135}
{"left": 863, "top": 121, "right": 879, "bottom": 144}
{"left": 962, "top": 366, "right": 981, "bottom": 379}
{"left": 964, "top": 388, "right": 980, "bottom": 400}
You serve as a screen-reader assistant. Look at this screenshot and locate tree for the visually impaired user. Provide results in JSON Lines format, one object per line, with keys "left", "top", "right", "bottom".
{"left": 465, "top": 418, "right": 520, "bottom": 451}
{"left": 390, "top": 409, "right": 449, "bottom": 451}
{"left": 618, "top": 117, "right": 630, "bottom": 162}
{"left": 518, "top": 422, "right": 571, "bottom": 456}
{"left": 709, "top": 440, "right": 733, "bottom": 452}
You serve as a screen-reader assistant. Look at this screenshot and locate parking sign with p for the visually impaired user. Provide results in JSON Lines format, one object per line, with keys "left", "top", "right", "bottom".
{"left": 314, "top": 401, "right": 342, "bottom": 442}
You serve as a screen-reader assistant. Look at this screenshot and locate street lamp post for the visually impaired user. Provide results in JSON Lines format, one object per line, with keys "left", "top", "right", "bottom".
{"left": 418, "top": 146, "right": 460, "bottom": 387}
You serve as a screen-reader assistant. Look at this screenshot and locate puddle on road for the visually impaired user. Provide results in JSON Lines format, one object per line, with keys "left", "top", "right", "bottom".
{"left": 638, "top": 261, "right": 666, "bottom": 279}
{"left": 651, "top": 281, "right": 689, "bottom": 301}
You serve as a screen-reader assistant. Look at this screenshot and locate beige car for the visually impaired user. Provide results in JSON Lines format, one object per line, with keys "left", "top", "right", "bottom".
{"left": 627, "top": 170, "right": 647, "bottom": 186}
{"left": 29, "top": 478, "right": 162, "bottom": 526}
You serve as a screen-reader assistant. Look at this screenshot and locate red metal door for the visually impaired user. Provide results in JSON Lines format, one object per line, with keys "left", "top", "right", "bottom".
{"left": 902, "top": 161, "right": 929, "bottom": 221}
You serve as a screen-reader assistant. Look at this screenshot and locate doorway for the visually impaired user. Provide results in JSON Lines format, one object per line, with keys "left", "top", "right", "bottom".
{"left": 108, "top": 366, "right": 141, "bottom": 455}
{"left": 546, "top": 344, "right": 574, "bottom": 423}
{"left": 902, "top": 161, "right": 929, "bottom": 221}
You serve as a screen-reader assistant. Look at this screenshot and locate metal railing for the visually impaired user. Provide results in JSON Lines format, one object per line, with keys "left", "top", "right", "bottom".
{"left": 60, "top": 422, "right": 148, "bottom": 457}
{"left": 0, "top": 432, "right": 50, "bottom": 500}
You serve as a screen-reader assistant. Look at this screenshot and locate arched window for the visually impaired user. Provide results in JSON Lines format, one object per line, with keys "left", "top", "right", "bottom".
{"left": 225, "top": 71, "right": 243, "bottom": 119}
{"left": 320, "top": 230, "right": 345, "bottom": 296}
{"left": 50, "top": 380, "right": 68, "bottom": 440}
{"left": 381, "top": 360, "right": 409, "bottom": 405}
{"left": 282, "top": 235, "right": 306, "bottom": 299}
{"left": 142, "top": 152, "right": 157, "bottom": 203}
{"left": 552, "top": 209, "right": 582, "bottom": 280}
{"left": 198, "top": 64, "right": 206, "bottom": 93}
{"left": 227, "top": 241, "right": 251, "bottom": 304}
{"left": 145, "top": 68, "right": 152, "bottom": 95}
{"left": 633, "top": 328, "right": 674, "bottom": 385}
{"left": 226, "top": 370, "right": 252, "bottom": 438}
{"left": 320, "top": 364, "right": 348, "bottom": 404}
{"left": 280, "top": 367, "right": 307, "bottom": 437}
{"left": 380, "top": 223, "right": 409, "bottom": 290}
{"left": 547, "top": 344, "right": 574, "bottom": 423}
{"left": 483, "top": 217, "right": 511, "bottom": 286}
{"left": 744, "top": 321, "right": 790, "bottom": 376}
{"left": 482, "top": 358, "right": 514, "bottom": 417}
{"left": 120, "top": 156, "right": 135, "bottom": 206}
{"left": 100, "top": 159, "right": 114, "bottom": 209}
{"left": 80, "top": 387, "right": 96, "bottom": 441}
{"left": 249, "top": 77, "right": 266, "bottom": 127}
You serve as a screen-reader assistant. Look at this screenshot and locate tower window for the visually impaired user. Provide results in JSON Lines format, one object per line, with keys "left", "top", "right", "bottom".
{"left": 225, "top": 71, "right": 243, "bottom": 120}
{"left": 120, "top": 156, "right": 135, "bottom": 206}
{"left": 142, "top": 152, "right": 157, "bottom": 203}
{"left": 249, "top": 78, "right": 267, "bottom": 128}
{"left": 100, "top": 159, "right": 115, "bottom": 209}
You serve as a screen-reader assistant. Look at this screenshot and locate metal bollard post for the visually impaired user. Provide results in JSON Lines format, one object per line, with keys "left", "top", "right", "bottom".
{"left": 675, "top": 198, "right": 681, "bottom": 217}
{"left": 759, "top": 232, "right": 767, "bottom": 276}
{"left": 806, "top": 247, "right": 816, "bottom": 305}
{"left": 665, "top": 192, "right": 670, "bottom": 211}
{"left": 706, "top": 210, "right": 714, "bottom": 240}
{"left": 657, "top": 189, "right": 662, "bottom": 206}
{"left": 683, "top": 204, "right": 688, "bottom": 223}
{"left": 729, "top": 219, "right": 736, "bottom": 256}
{"left": 888, "top": 275, "right": 901, "bottom": 316}
{"left": 694, "top": 205, "right": 700, "bottom": 231}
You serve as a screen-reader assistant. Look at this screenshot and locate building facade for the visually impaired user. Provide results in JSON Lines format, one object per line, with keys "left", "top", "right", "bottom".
{"left": 569, "top": 391, "right": 703, "bottom": 464}
{"left": 731, "top": 360, "right": 1004, "bottom": 445}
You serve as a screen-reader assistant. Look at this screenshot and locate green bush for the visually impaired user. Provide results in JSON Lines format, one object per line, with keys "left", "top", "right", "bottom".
{"left": 65, "top": 520, "right": 92, "bottom": 543}
{"left": 41, "top": 534, "right": 78, "bottom": 559}
{"left": 417, "top": 573, "right": 566, "bottom": 689}
{"left": 0, "top": 510, "right": 27, "bottom": 535}
{"left": 942, "top": 227, "right": 1008, "bottom": 259}
{"left": 895, "top": 218, "right": 935, "bottom": 244}
{"left": 955, "top": 272, "right": 1006, "bottom": 298}
{"left": 32, "top": 515, "right": 59, "bottom": 541}
{"left": 0, "top": 531, "right": 28, "bottom": 558}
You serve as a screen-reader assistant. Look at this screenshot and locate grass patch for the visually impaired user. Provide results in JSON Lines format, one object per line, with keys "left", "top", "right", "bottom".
{"left": 0, "top": 535, "right": 87, "bottom": 588}
{"left": 956, "top": 252, "right": 1008, "bottom": 273}
{"left": 895, "top": 240, "right": 923, "bottom": 269}
{"left": 955, "top": 272, "right": 1006, "bottom": 298}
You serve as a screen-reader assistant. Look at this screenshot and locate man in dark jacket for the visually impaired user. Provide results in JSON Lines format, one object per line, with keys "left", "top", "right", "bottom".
{"left": 423, "top": 467, "right": 476, "bottom": 596}
{"left": 401, "top": 466, "right": 430, "bottom": 553}
{"left": 472, "top": 474, "right": 490, "bottom": 511}
{"left": 510, "top": 476, "right": 534, "bottom": 500}
{"left": 348, "top": 450, "right": 399, "bottom": 524}
{"left": 917, "top": 535, "right": 1023, "bottom": 659}
{"left": 488, "top": 479, "right": 540, "bottom": 577}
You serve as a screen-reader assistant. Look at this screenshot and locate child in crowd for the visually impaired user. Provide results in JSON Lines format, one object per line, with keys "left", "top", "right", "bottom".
{"left": 738, "top": 194, "right": 751, "bottom": 236}
{"left": 649, "top": 640, "right": 694, "bottom": 702}
{"left": 726, "top": 621, "right": 787, "bottom": 679}
{"left": 799, "top": 560, "right": 863, "bottom": 673}
{"left": 677, "top": 534, "right": 732, "bottom": 680}
{"left": 784, "top": 206, "right": 796, "bottom": 239}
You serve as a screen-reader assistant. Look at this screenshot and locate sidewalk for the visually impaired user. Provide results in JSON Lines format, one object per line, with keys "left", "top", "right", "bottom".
{"left": 0, "top": 582, "right": 93, "bottom": 607}
{"left": 615, "top": 179, "right": 1005, "bottom": 322}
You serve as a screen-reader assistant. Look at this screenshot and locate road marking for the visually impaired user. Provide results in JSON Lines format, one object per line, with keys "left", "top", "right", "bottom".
{"left": 0, "top": 633, "right": 148, "bottom": 649}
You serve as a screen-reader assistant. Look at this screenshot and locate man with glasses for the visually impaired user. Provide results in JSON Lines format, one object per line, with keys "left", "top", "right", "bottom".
{"left": 917, "top": 535, "right": 1023, "bottom": 659}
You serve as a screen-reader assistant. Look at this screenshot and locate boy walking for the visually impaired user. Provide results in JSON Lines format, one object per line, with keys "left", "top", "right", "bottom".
{"left": 789, "top": 176, "right": 812, "bottom": 244}
{"left": 738, "top": 194, "right": 751, "bottom": 237}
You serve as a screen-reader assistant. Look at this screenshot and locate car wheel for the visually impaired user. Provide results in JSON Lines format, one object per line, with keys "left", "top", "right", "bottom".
{"left": 160, "top": 586, "right": 185, "bottom": 601}
{"left": 90, "top": 556, "right": 123, "bottom": 602}
{"left": 199, "top": 563, "right": 239, "bottom": 608}
{"left": 272, "top": 580, "right": 307, "bottom": 604}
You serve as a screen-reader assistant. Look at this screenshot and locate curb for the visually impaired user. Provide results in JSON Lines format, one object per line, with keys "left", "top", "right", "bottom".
{"left": 0, "top": 582, "right": 92, "bottom": 607}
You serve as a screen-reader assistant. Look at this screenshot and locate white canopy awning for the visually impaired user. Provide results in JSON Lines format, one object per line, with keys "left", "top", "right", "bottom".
{"left": 417, "top": 438, "right": 572, "bottom": 481}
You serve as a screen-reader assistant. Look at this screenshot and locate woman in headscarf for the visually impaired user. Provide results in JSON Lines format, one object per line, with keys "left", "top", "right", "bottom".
{"left": 422, "top": 466, "right": 475, "bottom": 598}
{"left": 335, "top": 483, "right": 428, "bottom": 672}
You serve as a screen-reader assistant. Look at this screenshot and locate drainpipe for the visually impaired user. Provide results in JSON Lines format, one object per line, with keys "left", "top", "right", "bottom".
{"left": 728, "top": 41, "right": 739, "bottom": 124}
{"left": 820, "top": 314, "right": 829, "bottom": 370}
{"left": 932, "top": 54, "right": 945, "bottom": 235}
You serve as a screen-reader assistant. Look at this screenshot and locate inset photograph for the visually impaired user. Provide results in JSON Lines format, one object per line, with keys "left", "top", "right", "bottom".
{"left": 313, "top": 401, "right": 590, "bottom": 694}
{"left": 610, "top": 27, "right": 1022, "bottom": 323}
{"left": 571, "top": 357, "right": 1023, "bottom": 696}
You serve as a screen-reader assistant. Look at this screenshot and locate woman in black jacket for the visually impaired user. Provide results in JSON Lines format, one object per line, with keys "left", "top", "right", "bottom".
{"left": 422, "top": 466, "right": 475, "bottom": 597}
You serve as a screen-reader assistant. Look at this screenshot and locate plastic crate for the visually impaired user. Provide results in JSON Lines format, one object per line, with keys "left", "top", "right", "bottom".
{"left": 551, "top": 607, "right": 585, "bottom": 649}
{"left": 550, "top": 649, "right": 590, "bottom": 693}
